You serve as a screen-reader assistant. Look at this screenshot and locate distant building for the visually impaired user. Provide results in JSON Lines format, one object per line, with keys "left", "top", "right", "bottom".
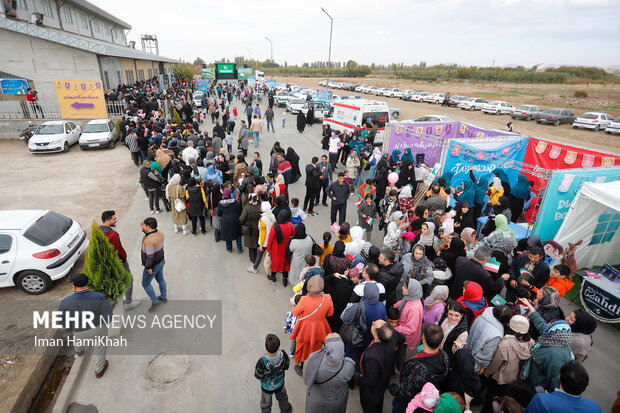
{"left": 0, "top": 0, "right": 177, "bottom": 103}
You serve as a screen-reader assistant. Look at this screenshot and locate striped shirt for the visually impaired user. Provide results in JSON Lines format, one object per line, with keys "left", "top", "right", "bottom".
{"left": 141, "top": 229, "right": 164, "bottom": 270}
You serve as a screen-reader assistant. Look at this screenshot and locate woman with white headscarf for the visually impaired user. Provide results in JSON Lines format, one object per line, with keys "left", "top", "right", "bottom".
{"left": 303, "top": 333, "right": 355, "bottom": 413}
{"left": 166, "top": 173, "right": 188, "bottom": 235}
{"left": 247, "top": 201, "right": 276, "bottom": 274}
{"left": 393, "top": 279, "right": 424, "bottom": 350}
{"left": 383, "top": 211, "right": 406, "bottom": 251}
{"left": 488, "top": 176, "right": 504, "bottom": 206}
{"left": 413, "top": 221, "right": 439, "bottom": 261}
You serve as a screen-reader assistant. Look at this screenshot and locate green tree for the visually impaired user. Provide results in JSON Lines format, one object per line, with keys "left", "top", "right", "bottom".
{"left": 83, "top": 222, "right": 130, "bottom": 302}
{"left": 192, "top": 57, "right": 206, "bottom": 66}
{"left": 173, "top": 62, "right": 198, "bottom": 81}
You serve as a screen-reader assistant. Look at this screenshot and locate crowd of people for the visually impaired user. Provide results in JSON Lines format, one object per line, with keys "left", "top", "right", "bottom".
{"left": 99, "top": 76, "right": 606, "bottom": 413}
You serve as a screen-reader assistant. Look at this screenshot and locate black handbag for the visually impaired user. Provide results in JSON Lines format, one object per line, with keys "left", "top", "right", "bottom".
{"left": 241, "top": 224, "right": 251, "bottom": 235}
{"left": 310, "top": 236, "right": 324, "bottom": 256}
{"left": 339, "top": 302, "right": 364, "bottom": 347}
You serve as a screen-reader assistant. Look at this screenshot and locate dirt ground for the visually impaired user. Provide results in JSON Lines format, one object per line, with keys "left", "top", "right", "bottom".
{"left": 0, "top": 139, "right": 137, "bottom": 411}
{"left": 278, "top": 76, "right": 620, "bottom": 153}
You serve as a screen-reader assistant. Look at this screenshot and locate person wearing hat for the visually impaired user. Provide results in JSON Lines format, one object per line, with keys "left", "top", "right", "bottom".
{"left": 59, "top": 273, "right": 113, "bottom": 378}
{"left": 483, "top": 315, "right": 534, "bottom": 413}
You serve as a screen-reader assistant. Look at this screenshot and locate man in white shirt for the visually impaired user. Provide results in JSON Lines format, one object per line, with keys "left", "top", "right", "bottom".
{"left": 181, "top": 140, "right": 199, "bottom": 165}
{"left": 351, "top": 264, "right": 386, "bottom": 302}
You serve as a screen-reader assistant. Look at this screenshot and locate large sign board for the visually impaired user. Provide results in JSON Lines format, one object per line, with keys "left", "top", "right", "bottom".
{"left": 581, "top": 277, "right": 620, "bottom": 323}
{"left": 54, "top": 80, "right": 106, "bottom": 119}
{"left": 247, "top": 76, "right": 256, "bottom": 86}
{"left": 0, "top": 78, "right": 28, "bottom": 94}
{"left": 201, "top": 68, "right": 216, "bottom": 80}
{"left": 215, "top": 63, "right": 237, "bottom": 80}
{"left": 238, "top": 68, "right": 252, "bottom": 80}
{"left": 534, "top": 167, "right": 620, "bottom": 241}
{"left": 196, "top": 80, "right": 210, "bottom": 93}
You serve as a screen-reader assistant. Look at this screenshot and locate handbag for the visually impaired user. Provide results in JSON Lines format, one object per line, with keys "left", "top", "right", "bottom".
{"left": 174, "top": 198, "right": 186, "bottom": 212}
{"left": 339, "top": 302, "right": 364, "bottom": 347}
{"left": 241, "top": 224, "right": 251, "bottom": 235}
{"left": 263, "top": 252, "right": 272, "bottom": 274}
{"left": 310, "top": 236, "right": 323, "bottom": 256}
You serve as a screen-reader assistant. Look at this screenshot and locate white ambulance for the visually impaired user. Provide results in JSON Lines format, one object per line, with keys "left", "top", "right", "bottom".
{"left": 323, "top": 99, "right": 390, "bottom": 146}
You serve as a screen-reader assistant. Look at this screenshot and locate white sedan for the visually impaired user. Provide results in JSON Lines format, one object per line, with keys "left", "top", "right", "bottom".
{"left": 573, "top": 112, "right": 614, "bottom": 131}
{"left": 458, "top": 97, "right": 489, "bottom": 111}
{"left": 414, "top": 115, "right": 454, "bottom": 122}
{"left": 28, "top": 120, "right": 82, "bottom": 153}
{"left": 423, "top": 93, "right": 446, "bottom": 104}
{"left": 605, "top": 117, "right": 620, "bottom": 134}
{"left": 0, "top": 210, "right": 88, "bottom": 294}
{"left": 482, "top": 101, "right": 514, "bottom": 115}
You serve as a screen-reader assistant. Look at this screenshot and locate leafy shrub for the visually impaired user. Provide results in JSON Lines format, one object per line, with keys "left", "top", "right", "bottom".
{"left": 574, "top": 90, "right": 588, "bottom": 98}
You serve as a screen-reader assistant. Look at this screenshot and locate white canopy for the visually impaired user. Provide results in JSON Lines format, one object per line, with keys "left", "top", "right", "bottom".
{"left": 554, "top": 181, "right": 620, "bottom": 268}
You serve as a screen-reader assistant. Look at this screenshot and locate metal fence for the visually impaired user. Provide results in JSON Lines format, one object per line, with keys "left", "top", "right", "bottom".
{"left": 0, "top": 101, "right": 127, "bottom": 119}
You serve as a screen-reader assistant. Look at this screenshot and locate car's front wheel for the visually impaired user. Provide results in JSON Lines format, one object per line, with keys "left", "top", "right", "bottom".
{"left": 593, "top": 125, "right": 600, "bottom": 132}
{"left": 63, "top": 141, "right": 70, "bottom": 153}
{"left": 16, "top": 270, "right": 52, "bottom": 294}
{"left": 109, "top": 139, "right": 116, "bottom": 149}
{"left": 496, "top": 111, "right": 501, "bottom": 115}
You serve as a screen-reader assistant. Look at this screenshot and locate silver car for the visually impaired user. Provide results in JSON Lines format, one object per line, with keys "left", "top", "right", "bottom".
{"left": 510, "top": 105, "right": 543, "bottom": 121}
{"left": 79, "top": 119, "right": 119, "bottom": 150}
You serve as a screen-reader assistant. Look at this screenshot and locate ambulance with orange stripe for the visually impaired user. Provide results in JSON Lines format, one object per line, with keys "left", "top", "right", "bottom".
{"left": 323, "top": 99, "right": 390, "bottom": 146}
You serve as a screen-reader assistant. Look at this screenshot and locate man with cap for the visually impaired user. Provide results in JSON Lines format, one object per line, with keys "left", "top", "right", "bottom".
{"left": 100, "top": 210, "right": 140, "bottom": 311}
{"left": 59, "top": 273, "right": 113, "bottom": 378}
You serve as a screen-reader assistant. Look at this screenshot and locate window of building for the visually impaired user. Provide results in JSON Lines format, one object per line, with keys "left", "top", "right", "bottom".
{"left": 92, "top": 19, "right": 100, "bottom": 33}
{"left": 125, "top": 70, "right": 134, "bottom": 84}
{"left": 41, "top": 0, "right": 53, "bottom": 17}
{"left": 154, "top": 68, "right": 159, "bottom": 77}
{"left": 16, "top": 0, "right": 28, "bottom": 10}
{"left": 117, "top": 71, "right": 122, "bottom": 85}
{"left": 104, "top": 24, "right": 111, "bottom": 37}
{"left": 590, "top": 208, "right": 620, "bottom": 245}
{"left": 62, "top": 7, "right": 73, "bottom": 25}
{"left": 103, "top": 71, "right": 110, "bottom": 90}
{"left": 80, "top": 13, "right": 88, "bottom": 30}
{"left": 138, "top": 69, "right": 145, "bottom": 81}
{"left": 147, "top": 69, "right": 153, "bottom": 79}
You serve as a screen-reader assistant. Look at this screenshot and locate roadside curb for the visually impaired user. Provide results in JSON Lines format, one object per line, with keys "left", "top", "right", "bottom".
{"left": 50, "top": 355, "right": 87, "bottom": 413}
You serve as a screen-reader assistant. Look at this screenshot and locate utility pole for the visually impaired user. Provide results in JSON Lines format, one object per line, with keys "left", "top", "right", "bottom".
{"left": 265, "top": 37, "right": 273, "bottom": 62}
{"left": 245, "top": 46, "right": 252, "bottom": 61}
{"left": 321, "top": 7, "right": 333, "bottom": 85}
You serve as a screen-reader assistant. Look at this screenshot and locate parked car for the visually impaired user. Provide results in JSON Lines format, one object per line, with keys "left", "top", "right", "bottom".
{"left": 274, "top": 92, "right": 290, "bottom": 107}
{"left": 394, "top": 89, "right": 410, "bottom": 99}
{"left": 403, "top": 90, "right": 423, "bottom": 101}
{"left": 423, "top": 93, "right": 446, "bottom": 104}
{"left": 327, "top": 81, "right": 340, "bottom": 89}
{"left": 286, "top": 98, "right": 307, "bottom": 114}
{"left": 0, "top": 209, "right": 88, "bottom": 294}
{"left": 414, "top": 115, "right": 454, "bottom": 122}
{"left": 572, "top": 112, "right": 614, "bottom": 131}
{"left": 390, "top": 107, "right": 402, "bottom": 119}
{"left": 301, "top": 101, "right": 330, "bottom": 121}
{"left": 354, "top": 85, "right": 365, "bottom": 92}
{"left": 605, "top": 117, "right": 620, "bottom": 134}
{"left": 382, "top": 88, "right": 400, "bottom": 97}
{"left": 458, "top": 97, "right": 488, "bottom": 111}
{"left": 374, "top": 88, "right": 387, "bottom": 96}
{"left": 446, "top": 95, "right": 468, "bottom": 106}
{"left": 28, "top": 120, "right": 82, "bottom": 153}
{"left": 510, "top": 105, "right": 542, "bottom": 121}
{"left": 318, "top": 80, "right": 327, "bottom": 86}
{"left": 367, "top": 86, "right": 379, "bottom": 95}
{"left": 535, "top": 108, "right": 576, "bottom": 126}
{"left": 79, "top": 119, "right": 118, "bottom": 150}
{"left": 412, "top": 92, "right": 431, "bottom": 102}
{"left": 482, "top": 101, "right": 514, "bottom": 115}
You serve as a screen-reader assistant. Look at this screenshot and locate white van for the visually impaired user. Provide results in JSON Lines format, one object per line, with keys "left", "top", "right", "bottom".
{"left": 323, "top": 99, "right": 390, "bottom": 145}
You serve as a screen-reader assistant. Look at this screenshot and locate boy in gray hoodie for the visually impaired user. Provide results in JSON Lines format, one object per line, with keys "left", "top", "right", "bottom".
{"left": 254, "top": 334, "right": 292, "bottom": 413}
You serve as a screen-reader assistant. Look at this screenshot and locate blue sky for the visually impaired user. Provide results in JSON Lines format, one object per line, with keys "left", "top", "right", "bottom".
{"left": 91, "top": 0, "right": 620, "bottom": 68}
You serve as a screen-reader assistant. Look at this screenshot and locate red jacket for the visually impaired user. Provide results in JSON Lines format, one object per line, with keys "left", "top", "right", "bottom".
{"left": 99, "top": 225, "right": 127, "bottom": 263}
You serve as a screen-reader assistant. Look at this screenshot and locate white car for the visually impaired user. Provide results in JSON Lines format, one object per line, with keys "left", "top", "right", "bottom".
{"left": 458, "top": 97, "right": 489, "bottom": 111}
{"left": 423, "top": 93, "right": 446, "bottom": 104}
{"left": 605, "top": 117, "right": 620, "bottom": 134}
{"left": 382, "top": 88, "right": 399, "bottom": 97}
{"left": 354, "top": 85, "right": 365, "bottom": 92}
{"left": 482, "top": 101, "right": 514, "bottom": 115}
{"left": 412, "top": 92, "right": 431, "bottom": 102}
{"left": 192, "top": 91, "right": 204, "bottom": 107}
{"left": 367, "top": 86, "right": 379, "bottom": 95}
{"left": 393, "top": 89, "right": 409, "bottom": 99}
{"left": 28, "top": 120, "right": 81, "bottom": 153}
{"left": 273, "top": 93, "right": 290, "bottom": 107}
{"left": 79, "top": 119, "right": 118, "bottom": 150}
{"left": 318, "top": 80, "right": 327, "bottom": 86}
{"left": 373, "top": 88, "right": 386, "bottom": 96}
{"left": 286, "top": 97, "right": 307, "bottom": 114}
{"left": 572, "top": 112, "right": 614, "bottom": 131}
{"left": 0, "top": 210, "right": 88, "bottom": 294}
{"left": 414, "top": 115, "right": 454, "bottom": 122}
{"left": 301, "top": 101, "right": 330, "bottom": 121}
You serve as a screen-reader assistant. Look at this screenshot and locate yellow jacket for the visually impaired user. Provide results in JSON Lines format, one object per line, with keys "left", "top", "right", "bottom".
{"left": 489, "top": 186, "right": 504, "bottom": 205}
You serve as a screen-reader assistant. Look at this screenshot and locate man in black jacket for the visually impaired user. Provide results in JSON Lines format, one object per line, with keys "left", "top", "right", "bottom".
{"left": 449, "top": 246, "right": 510, "bottom": 302}
{"left": 505, "top": 245, "right": 549, "bottom": 302}
{"left": 139, "top": 160, "right": 162, "bottom": 214}
{"left": 377, "top": 249, "right": 404, "bottom": 309}
{"left": 303, "top": 157, "right": 321, "bottom": 215}
{"left": 388, "top": 324, "right": 450, "bottom": 413}
{"left": 327, "top": 172, "right": 350, "bottom": 224}
{"left": 359, "top": 320, "right": 397, "bottom": 413}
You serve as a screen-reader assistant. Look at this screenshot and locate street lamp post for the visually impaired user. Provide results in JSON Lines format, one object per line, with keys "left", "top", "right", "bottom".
{"left": 321, "top": 7, "right": 333, "bottom": 86}
{"left": 264, "top": 37, "right": 273, "bottom": 62}
{"left": 245, "top": 46, "right": 252, "bottom": 61}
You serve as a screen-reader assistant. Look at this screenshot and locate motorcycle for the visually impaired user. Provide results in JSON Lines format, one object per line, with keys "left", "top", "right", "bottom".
{"left": 19, "top": 121, "right": 35, "bottom": 143}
